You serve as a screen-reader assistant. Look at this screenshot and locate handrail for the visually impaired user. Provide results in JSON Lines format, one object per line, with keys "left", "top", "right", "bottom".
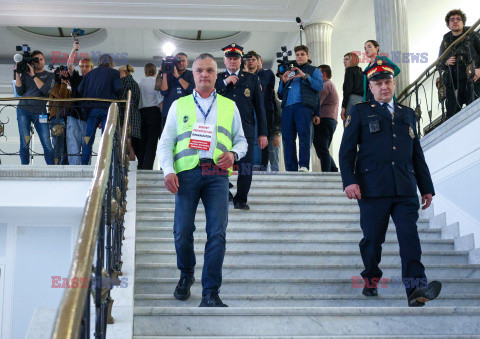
{"left": 120, "top": 90, "right": 132, "bottom": 165}
{"left": 398, "top": 17, "right": 480, "bottom": 102}
{"left": 0, "top": 96, "right": 127, "bottom": 102}
{"left": 51, "top": 103, "right": 118, "bottom": 338}
{"left": 50, "top": 90, "right": 132, "bottom": 338}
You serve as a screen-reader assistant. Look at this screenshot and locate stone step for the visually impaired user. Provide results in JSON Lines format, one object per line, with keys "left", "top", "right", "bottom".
{"left": 137, "top": 196, "right": 357, "bottom": 205}
{"left": 134, "top": 278, "right": 480, "bottom": 295}
{"left": 134, "top": 293, "right": 480, "bottom": 307}
{"left": 133, "top": 336, "right": 478, "bottom": 339}
{"left": 135, "top": 226, "right": 442, "bottom": 241}
{"left": 134, "top": 262, "right": 478, "bottom": 279}
{"left": 135, "top": 214, "right": 433, "bottom": 223}
{"left": 137, "top": 170, "right": 342, "bottom": 179}
{"left": 138, "top": 187, "right": 345, "bottom": 195}
{"left": 137, "top": 190, "right": 347, "bottom": 197}
{"left": 132, "top": 306, "right": 480, "bottom": 336}
{"left": 137, "top": 181, "right": 344, "bottom": 189}
{"left": 137, "top": 205, "right": 360, "bottom": 212}
{"left": 135, "top": 238, "right": 454, "bottom": 252}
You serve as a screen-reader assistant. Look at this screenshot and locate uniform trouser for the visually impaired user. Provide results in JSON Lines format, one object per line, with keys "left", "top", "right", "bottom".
{"left": 281, "top": 103, "right": 312, "bottom": 171}
{"left": 138, "top": 106, "right": 162, "bottom": 169}
{"left": 233, "top": 136, "right": 254, "bottom": 204}
{"left": 174, "top": 166, "right": 229, "bottom": 294}
{"left": 357, "top": 196, "right": 427, "bottom": 297}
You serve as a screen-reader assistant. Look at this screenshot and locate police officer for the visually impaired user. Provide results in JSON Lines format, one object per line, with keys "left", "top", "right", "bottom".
{"left": 339, "top": 59, "right": 442, "bottom": 307}
{"left": 215, "top": 44, "right": 268, "bottom": 210}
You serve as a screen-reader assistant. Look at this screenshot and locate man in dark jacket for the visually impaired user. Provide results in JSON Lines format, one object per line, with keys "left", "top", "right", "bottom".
{"left": 439, "top": 9, "right": 480, "bottom": 118}
{"left": 339, "top": 58, "right": 442, "bottom": 307}
{"left": 278, "top": 45, "right": 323, "bottom": 172}
{"left": 78, "top": 54, "right": 123, "bottom": 164}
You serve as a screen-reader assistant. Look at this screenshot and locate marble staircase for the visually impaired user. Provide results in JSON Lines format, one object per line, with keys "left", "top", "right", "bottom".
{"left": 133, "top": 171, "right": 480, "bottom": 337}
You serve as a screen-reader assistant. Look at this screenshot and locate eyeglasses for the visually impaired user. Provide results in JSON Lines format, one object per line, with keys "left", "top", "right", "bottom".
{"left": 449, "top": 17, "right": 462, "bottom": 22}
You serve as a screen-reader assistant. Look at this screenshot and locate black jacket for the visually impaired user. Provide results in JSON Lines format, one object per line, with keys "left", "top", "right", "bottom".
{"left": 439, "top": 27, "right": 480, "bottom": 82}
{"left": 278, "top": 63, "right": 320, "bottom": 111}
{"left": 342, "top": 66, "right": 364, "bottom": 108}
{"left": 215, "top": 69, "right": 267, "bottom": 139}
{"left": 339, "top": 100, "right": 434, "bottom": 197}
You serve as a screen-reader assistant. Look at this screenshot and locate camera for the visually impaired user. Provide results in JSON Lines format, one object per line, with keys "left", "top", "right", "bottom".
{"left": 49, "top": 64, "right": 69, "bottom": 83}
{"left": 275, "top": 46, "right": 298, "bottom": 78}
{"left": 14, "top": 44, "right": 39, "bottom": 74}
{"left": 161, "top": 56, "right": 181, "bottom": 74}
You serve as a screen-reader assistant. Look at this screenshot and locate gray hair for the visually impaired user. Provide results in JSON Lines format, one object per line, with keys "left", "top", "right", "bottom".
{"left": 99, "top": 54, "right": 114, "bottom": 68}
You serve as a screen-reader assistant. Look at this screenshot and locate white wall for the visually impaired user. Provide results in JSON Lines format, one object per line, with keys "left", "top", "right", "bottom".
{"left": 0, "top": 175, "right": 90, "bottom": 339}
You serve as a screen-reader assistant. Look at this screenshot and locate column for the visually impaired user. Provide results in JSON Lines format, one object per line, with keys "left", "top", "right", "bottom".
{"left": 374, "top": 0, "right": 410, "bottom": 96}
{"left": 304, "top": 21, "right": 333, "bottom": 172}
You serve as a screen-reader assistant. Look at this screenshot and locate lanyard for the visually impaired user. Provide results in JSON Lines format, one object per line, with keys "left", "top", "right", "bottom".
{"left": 193, "top": 92, "right": 217, "bottom": 123}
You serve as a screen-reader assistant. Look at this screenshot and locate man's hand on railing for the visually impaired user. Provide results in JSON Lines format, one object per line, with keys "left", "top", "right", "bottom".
{"left": 474, "top": 68, "right": 480, "bottom": 82}
{"left": 445, "top": 56, "right": 456, "bottom": 66}
{"left": 165, "top": 173, "right": 179, "bottom": 194}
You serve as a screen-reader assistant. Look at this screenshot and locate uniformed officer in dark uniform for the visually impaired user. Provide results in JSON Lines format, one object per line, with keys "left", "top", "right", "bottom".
{"left": 215, "top": 44, "right": 268, "bottom": 210}
{"left": 339, "top": 59, "right": 442, "bottom": 307}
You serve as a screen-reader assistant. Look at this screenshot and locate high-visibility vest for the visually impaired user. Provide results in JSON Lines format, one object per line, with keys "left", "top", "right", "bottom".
{"left": 173, "top": 93, "right": 235, "bottom": 176}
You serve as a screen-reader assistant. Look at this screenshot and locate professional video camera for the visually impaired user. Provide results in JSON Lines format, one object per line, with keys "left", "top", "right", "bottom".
{"left": 275, "top": 46, "right": 298, "bottom": 79}
{"left": 14, "top": 44, "right": 39, "bottom": 74}
{"left": 48, "top": 64, "right": 69, "bottom": 83}
{"left": 161, "top": 55, "right": 182, "bottom": 74}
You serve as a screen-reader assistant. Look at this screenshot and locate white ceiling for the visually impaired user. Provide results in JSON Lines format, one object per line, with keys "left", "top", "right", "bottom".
{"left": 0, "top": 0, "right": 344, "bottom": 31}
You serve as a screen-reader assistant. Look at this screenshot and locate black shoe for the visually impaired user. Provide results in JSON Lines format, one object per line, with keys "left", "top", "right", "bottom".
{"left": 173, "top": 276, "right": 195, "bottom": 301}
{"left": 362, "top": 287, "right": 378, "bottom": 297}
{"left": 234, "top": 201, "right": 250, "bottom": 210}
{"left": 199, "top": 292, "right": 228, "bottom": 307}
{"left": 408, "top": 281, "right": 442, "bottom": 307}
{"left": 229, "top": 191, "right": 234, "bottom": 202}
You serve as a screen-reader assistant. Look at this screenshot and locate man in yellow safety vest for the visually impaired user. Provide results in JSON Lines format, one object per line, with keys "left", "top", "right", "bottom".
{"left": 157, "top": 53, "right": 247, "bottom": 307}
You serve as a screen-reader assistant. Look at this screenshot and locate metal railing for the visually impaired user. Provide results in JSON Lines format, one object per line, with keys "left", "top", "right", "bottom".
{"left": 21, "top": 91, "right": 133, "bottom": 338}
{"left": 397, "top": 18, "right": 480, "bottom": 136}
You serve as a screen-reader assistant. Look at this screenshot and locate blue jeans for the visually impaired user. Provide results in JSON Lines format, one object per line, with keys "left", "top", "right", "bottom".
{"left": 173, "top": 166, "right": 229, "bottom": 294}
{"left": 81, "top": 108, "right": 108, "bottom": 165}
{"left": 281, "top": 103, "right": 312, "bottom": 171}
{"left": 67, "top": 116, "right": 87, "bottom": 165}
{"left": 16, "top": 108, "right": 54, "bottom": 165}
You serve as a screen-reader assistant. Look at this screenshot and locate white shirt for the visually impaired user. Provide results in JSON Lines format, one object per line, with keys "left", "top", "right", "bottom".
{"left": 157, "top": 89, "right": 248, "bottom": 177}
{"left": 139, "top": 76, "right": 163, "bottom": 109}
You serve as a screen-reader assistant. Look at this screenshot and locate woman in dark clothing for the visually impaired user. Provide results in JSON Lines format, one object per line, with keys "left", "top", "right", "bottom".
{"left": 341, "top": 52, "right": 364, "bottom": 122}
{"left": 362, "top": 40, "right": 400, "bottom": 102}
{"left": 119, "top": 64, "right": 142, "bottom": 164}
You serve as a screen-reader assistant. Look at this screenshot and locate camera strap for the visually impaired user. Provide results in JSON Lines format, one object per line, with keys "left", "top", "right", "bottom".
{"left": 193, "top": 92, "right": 217, "bottom": 123}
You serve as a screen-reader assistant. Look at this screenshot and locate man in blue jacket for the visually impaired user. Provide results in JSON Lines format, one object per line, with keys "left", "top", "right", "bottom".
{"left": 78, "top": 54, "right": 123, "bottom": 164}
{"left": 278, "top": 45, "right": 323, "bottom": 172}
{"left": 339, "top": 58, "right": 442, "bottom": 306}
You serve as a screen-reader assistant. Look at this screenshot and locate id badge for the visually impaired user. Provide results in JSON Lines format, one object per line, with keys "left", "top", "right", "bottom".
{"left": 369, "top": 120, "right": 380, "bottom": 133}
{"left": 177, "top": 87, "right": 183, "bottom": 95}
{"left": 189, "top": 122, "right": 214, "bottom": 150}
{"left": 39, "top": 114, "right": 48, "bottom": 124}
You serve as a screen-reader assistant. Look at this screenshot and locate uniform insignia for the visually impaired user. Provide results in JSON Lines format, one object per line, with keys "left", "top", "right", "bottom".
{"left": 232, "top": 43, "right": 236, "bottom": 47}
{"left": 371, "top": 104, "right": 376, "bottom": 107}
{"left": 244, "top": 88, "right": 251, "bottom": 97}
{"left": 345, "top": 115, "right": 351, "bottom": 127}
{"left": 377, "top": 59, "right": 383, "bottom": 65}
{"left": 183, "top": 116, "right": 189, "bottom": 123}
{"left": 409, "top": 126, "right": 415, "bottom": 139}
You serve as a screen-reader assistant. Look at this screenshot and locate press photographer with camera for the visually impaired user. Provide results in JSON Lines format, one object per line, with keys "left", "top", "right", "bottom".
{"left": 66, "top": 40, "right": 95, "bottom": 165}
{"left": 14, "top": 48, "right": 56, "bottom": 165}
{"left": 439, "top": 9, "right": 480, "bottom": 119}
{"left": 155, "top": 52, "right": 194, "bottom": 128}
{"left": 278, "top": 45, "right": 323, "bottom": 172}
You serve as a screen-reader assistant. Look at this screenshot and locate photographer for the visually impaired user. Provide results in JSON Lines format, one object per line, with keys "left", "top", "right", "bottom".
{"left": 14, "top": 50, "right": 55, "bottom": 165}
{"left": 155, "top": 52, "right": 194, "bottom": 127}
{"left": 66, "top": 41, "right": 94, "bottom": 164}
{"left": 439, "top": 9, "right": 480, "bottom": 118}
{"left": 278, "top": 45, "right": 323, "bottom": 172}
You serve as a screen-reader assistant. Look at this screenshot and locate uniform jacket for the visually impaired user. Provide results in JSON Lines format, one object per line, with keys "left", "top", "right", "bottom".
{"left": 215, "top": 69, "right": 267, "bottom": 139}
{"left": 339, "top": 100, "right": 435, "bottom": 197}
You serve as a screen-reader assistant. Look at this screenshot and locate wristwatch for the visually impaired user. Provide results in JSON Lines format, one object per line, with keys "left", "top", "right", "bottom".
{"left": 303, "top": 74, "right": 309, "bottom": 80}
{"left": 231, "top": 151, "right": 239, "bottom": 161}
